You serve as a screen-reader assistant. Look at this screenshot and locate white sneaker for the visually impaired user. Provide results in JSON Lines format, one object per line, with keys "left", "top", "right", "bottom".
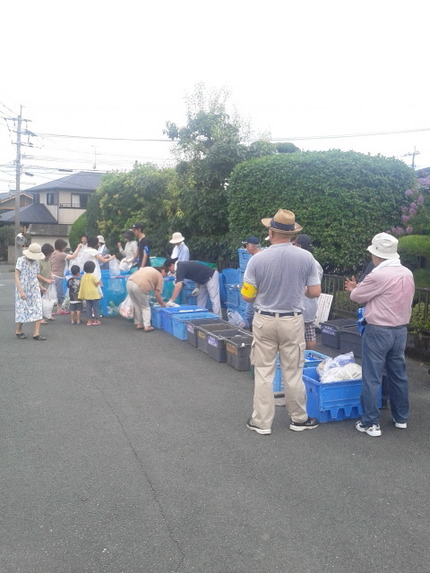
{"left": 246, "top": 419, "right": 271, "bottom": 435}
{"left": 355, "top": 421, "right": 382, "bottom": 437}
{"left": 393, "top": 419, "right": 407, "bottom": 429}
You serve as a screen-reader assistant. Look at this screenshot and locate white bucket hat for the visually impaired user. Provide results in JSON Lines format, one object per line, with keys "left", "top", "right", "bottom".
{"left": 169, "top": 232, "right": 185, "bottom": 244}
{"left": 23, "top": 242, "right": 44, "bottom": 261}
{"left": 97, "top": 235, "right": 105, "bottom": 244}
{"left": 367, "top": 232, "right": 399, "bottom": 260}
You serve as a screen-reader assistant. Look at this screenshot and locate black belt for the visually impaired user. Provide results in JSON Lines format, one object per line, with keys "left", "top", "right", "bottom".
{"left": 255, "top": 309, "right": 302, "bottom": 317}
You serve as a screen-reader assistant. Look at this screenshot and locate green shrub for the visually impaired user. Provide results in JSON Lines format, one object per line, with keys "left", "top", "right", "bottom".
{"left": 412, "top": 269, "right": 430, "bottom": 289}
{"left": 409, "top": 302, "right": 430, "bottom": 333}
{"left": 227, "top": 150, "right": 415, "bottom": 273}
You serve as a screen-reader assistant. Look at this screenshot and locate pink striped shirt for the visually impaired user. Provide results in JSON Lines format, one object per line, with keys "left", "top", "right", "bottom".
{"left": 350, "top": 265, "right": 414, "bottom": 327}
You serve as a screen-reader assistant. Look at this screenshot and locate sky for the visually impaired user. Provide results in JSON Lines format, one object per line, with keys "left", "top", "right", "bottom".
{"left": 1, "top": 0, "right": 429, "bottom": 194}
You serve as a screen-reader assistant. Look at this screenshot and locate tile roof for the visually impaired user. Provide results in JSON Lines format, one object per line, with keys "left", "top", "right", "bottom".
{"left": 0, "top": 203, "right": 57, "bottom": 225}
{"left": 26, "top": 171, "right": 105, "bottom": 193}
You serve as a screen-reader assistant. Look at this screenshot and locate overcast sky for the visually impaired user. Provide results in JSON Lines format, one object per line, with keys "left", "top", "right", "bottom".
{"left": 1, "top": 0, "right": 429, "bottom": 193}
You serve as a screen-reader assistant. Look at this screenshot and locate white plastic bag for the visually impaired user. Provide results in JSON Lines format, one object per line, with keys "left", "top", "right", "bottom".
{"left": 227, "top": 309, "right": 247, "bottom": 329}
{"left": 119, "top": 295, "right": 134, "bottom": 319}
{"left": 317, "top": 352, "right": 360, "bottom": 383}
{"left": 41, "top": 283, "right": 57, "bottom": 319}
{"left": 109, "top": 258, "right": 121, "bottom": 276}
{"left": 119, "top": 258, "right": 132, "bottom": 271}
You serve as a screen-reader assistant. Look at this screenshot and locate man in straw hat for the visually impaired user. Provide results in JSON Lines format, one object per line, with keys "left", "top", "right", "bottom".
{"left": 345, "top": 232, "right": 415, "bottom": 437}
{"left": 169, "top": 232, "right": 190, "bottom": 262}
{"left": 241, "top": 209, "right": 321, "bottom": 434}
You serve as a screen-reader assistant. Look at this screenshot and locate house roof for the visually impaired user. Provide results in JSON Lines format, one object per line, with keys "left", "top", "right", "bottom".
{"left": 0, "top": 192, "right": 32, "bottom": 204}
{"left": 0, "top": 203, "right": 57, "bottom": 225}
{"left": 27, "top": 171, "right": 105, "bottom": 193}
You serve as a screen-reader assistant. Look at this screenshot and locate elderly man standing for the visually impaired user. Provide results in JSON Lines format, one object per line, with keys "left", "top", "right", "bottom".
{"left": 345, "top": 233, "right": 415, "bottom": 437}
{"left": 241, "top": 209, "right": 321, "bottom": 435}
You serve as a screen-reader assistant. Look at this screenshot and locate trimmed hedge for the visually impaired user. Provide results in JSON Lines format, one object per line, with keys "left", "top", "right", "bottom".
{"left": 227, "top": 150, "right": 415, "bottom": 273}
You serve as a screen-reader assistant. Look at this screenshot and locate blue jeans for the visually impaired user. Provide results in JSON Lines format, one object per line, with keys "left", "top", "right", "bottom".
{"left": 361, "top": 324, "right": 409, "bottom": 426}
{"left": 86, "top": 299, "right": 100, "bottom": 320}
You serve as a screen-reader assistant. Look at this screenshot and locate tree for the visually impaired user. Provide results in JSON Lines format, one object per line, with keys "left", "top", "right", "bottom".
{"left": 80, "top": 163, "right": 179, "bottom": 257}
{"left": 163, "top": 85, "right": 249, "bottom": 260}
{"left": 227, "top": 150, "right": 416, "bottom": 273}
{"left": 0, "top": 225, "right": 14, "bottom": 261}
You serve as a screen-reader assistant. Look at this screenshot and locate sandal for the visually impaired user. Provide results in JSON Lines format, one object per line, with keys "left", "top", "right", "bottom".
{"left": 143, "top": 327, "right": 155, "bottom": 332}
{"left": 33, "top": 335, "right": 47, "bottom": 341}
{"left": 16, "top": 332, "right": 27, "bottom": 339}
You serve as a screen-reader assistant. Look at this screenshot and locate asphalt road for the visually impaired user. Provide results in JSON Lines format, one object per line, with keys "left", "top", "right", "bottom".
{"left": 1, "top": 264, "right": 429, "bottom": 573}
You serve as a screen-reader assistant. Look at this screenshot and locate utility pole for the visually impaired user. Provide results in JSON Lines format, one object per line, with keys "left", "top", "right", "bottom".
{"left": 403, "top": 147, "right": 420, "bottom": 170}
{"left": 14, "top": 105, "right": 23, "bottom": 263}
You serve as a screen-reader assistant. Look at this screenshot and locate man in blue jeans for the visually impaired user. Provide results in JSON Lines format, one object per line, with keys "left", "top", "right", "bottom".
{"left": 345, "top": 233, "right": 415, "bottom": 437}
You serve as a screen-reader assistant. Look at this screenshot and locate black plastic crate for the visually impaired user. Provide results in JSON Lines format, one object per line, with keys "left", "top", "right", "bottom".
{"left": 186, "top": 318, "right": 227, "bottom": 347}
{"left": 207, "top": 328, "right": 245, "bottom": 363}
{"left": 226, "top": 334, "right": 253, "bottom": 371}
{"left": 196, "top": 323, "right": 239, "bottom": 354}
{"left": 320, "top": 319, "right": 357, "bottom": 349}
{"left": 339, "top": 324, "right": 362, "bottom": 358}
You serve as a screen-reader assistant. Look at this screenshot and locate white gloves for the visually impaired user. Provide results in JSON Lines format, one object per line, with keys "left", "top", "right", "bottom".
{"left": 191, "top": 286, "right": 200, "bottom": 296}
{"left": 166, "top": 300, "right": 180, "bottom": 307}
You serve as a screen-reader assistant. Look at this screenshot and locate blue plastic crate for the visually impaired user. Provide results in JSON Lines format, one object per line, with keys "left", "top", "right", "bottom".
{"left": 303, "top": 367, "right": 363, "bottom": 423}
{"left": 272, "top": 351, "right": 329, "bottom": 393}
{"left": 238, "top": 248, "right": 251, "bottom": 271}
{"left": 171, "top": 311, "right": 219, "bottom": 340}
{"left": 160, "top": 305, "right": 207, "bottom": 334}
{"left": 151, "top": 305, "right": 164, "bottom": 329}
{"left": 221, "top": 268, "right": 240, "bottom": 285}
{"left": 226, "top": 284, "right": 241, "bottom": 307}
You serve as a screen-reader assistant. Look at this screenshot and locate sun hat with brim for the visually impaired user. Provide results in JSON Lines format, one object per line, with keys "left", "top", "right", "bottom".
{"left": 97, "top": 235, "right": 105, "bottom": 244}
{"left": 23, "top": 243, "right": 44, "bottom": 261}
{"left": 261, "top": 209, "right": 302, "bottom": 235}
{"left": 367, "top": 232, "right": 399, "bottom": 260}
{"left": 169, "top": 232, "right": 185, "bottom": 244}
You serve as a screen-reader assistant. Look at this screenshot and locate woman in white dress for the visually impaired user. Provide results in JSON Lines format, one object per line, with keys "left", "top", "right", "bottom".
{"left": 15, "top": 243, "right": 46, "bottom": 340}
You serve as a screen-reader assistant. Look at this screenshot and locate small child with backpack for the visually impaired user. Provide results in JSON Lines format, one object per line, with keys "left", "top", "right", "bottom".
{"left": 78, "top": 260, "right": 102, "bottom": 326}
{"left": 67, "top": 265, "right": 83, "bottom": 325}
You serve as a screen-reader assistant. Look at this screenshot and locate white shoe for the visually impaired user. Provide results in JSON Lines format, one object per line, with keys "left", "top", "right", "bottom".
{"left": 393, "top": 419, "right": 407, "bottom": 429}
{"left": 355, "top": 421, "right": 381, "bottom": 437}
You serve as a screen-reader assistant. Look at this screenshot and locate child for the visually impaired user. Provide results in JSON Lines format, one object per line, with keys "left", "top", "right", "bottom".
{"left": 51, "top": 238, "right": 81, "bottom": 314}
{"left": 78, "top": 260, "right": 102, "bottom": 326}
{"left": 67, "top": 265, "right": 83, "bottom": 325}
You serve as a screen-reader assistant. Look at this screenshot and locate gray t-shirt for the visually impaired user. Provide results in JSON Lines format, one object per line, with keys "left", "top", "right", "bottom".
{"left": 302, "top": 259, "right": 324, "bottom": 322}
{"left": 243, "top": 243, "right": 321, "bottom": 313}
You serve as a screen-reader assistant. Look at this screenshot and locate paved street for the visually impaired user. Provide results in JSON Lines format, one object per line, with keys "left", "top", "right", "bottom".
{"left": 1, "top": 264, "right": 429, "bottom": 573}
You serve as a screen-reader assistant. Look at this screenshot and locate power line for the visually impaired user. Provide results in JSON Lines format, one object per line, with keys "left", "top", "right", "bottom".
{"left": 272, "top": 127, "right": 430, "bottom": 142}
{"left": 37, "top": 132, "right": 173, "bottom": 143}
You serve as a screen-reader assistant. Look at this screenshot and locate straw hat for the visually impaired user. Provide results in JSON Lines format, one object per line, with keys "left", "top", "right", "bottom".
{"left": 261, "top": 209, "right": 302, "bottom": 235}
{"left": 23, "top": 243, "right": 44, "bottom": 261}
{"left": 367, "top": 233, "right": 399, "bottom": 260}
{"left": 169, "top": 232, "right": 185, "bottom": 244}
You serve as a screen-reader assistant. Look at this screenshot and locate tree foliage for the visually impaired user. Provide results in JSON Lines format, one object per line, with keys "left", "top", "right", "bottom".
{"left": 227, "top": 150, "right": 416, "bottom": 273}
{"left": 68, "top": 212, "right": 88, "bottom": 250}
{"left": 79, "top": 164, "right": 179, "bottom": 257}
{"left": 163, "top": 84, "right": 298, "bottom": 261}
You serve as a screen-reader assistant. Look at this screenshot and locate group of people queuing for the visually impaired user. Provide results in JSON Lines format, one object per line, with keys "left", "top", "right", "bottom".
{"left": 13, "top": 225, "right": 192, "bottom": 338}
{"left": 14, "top": 213, "right": 415, "bottom": 441}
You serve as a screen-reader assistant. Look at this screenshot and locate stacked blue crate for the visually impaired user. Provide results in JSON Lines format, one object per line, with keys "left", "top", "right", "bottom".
{"left": 224, "top": 249, "right": 251, "bottom": 322}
